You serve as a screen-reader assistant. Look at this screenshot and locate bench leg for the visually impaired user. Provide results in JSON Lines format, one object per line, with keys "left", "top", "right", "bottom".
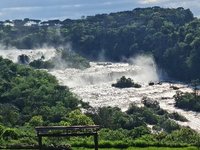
{"left": 38, "top": 135, "right": 42, "bottom": 150}
{"left": 94, "top": 134, "right": 98, "bottom": 150}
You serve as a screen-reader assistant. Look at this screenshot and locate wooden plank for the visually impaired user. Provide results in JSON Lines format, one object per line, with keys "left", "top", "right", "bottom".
{"left": 35, "top": 125, "right": 100, "bottom": 131}
{"left": 35, "top": 125, "right": 100, "bottom": 150}
{"left": 38, "top": 132, "right": 97, "bottom": 136}
{"left": 38, "top": 135, "right": 42, "bottom": 150}
{"left": 37, "top": 132, "right": 97, "bottom": 137}
{"left": 94, "top": 133, "right": 98, "bottom": 150}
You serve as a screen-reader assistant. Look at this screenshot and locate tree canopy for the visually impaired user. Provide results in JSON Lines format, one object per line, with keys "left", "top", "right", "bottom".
{"left": 0, "top": 57, "right": 81, "bottom": 126}
{"left": 1, "top": 7, "right": 200, "bottom": 148}
{"left": 0, "top": 7, "right": 199, "bottom": 81}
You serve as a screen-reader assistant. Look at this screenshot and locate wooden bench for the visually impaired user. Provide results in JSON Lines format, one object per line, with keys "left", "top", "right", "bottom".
{"left": 35, "top": 125, "right": 100, "bottom": 150}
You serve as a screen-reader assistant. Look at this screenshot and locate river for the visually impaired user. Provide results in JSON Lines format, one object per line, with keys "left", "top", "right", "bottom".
{"left": 0, "top": 49, "right": 200, "bottom": 132}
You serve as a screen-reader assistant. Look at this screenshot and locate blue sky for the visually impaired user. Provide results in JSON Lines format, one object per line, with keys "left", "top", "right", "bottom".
{"left": 0, "top": 0, "right": 199, "bottom": 21}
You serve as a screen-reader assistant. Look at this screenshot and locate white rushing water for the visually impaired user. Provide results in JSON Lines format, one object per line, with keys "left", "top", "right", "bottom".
{"left": 1, "top": 49, "right": 200, "bottom": 132}
{"left": 49, "top": 61, "right": 200, "bottom": 132}
{"left": 0, "top": 48, "right": 56, "bottom": 63}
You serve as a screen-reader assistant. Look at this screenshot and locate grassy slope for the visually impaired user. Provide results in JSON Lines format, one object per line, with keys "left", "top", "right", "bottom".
{"left": 73, "top": 147, "right": 197, "bottom": 150}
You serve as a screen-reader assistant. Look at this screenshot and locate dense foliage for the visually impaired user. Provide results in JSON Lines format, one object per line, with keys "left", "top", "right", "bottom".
{"left": 0, "top": 56, "right": 198, "bottom": 148}
{"left": 0, "top": 7, "right": 199, "bottom": 81}
{"left": 175, "top": 91, "right": 200, "bottom": 112}
{"left": 112, "top": 76, "right": 141, "bottom": 88}
{"left": 83, "top": 100, "right": 197, "bottom": 148}
{"left": 1, "top": 7, "right": 200, "bottom": 148}
{"left": 0, "top": 57, "right": 95, "bottom": 147}
{"left": 0, "top": 57, "right": 86, "bottom": 126}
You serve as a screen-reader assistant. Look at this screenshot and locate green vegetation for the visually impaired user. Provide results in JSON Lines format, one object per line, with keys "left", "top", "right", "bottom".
{"left": 0, "top": 7, "right": 199, "bottom": 81}
{"left": 0, "top": 57, "right": 89, "bottom": 147}
{"left": 29, "top": 59, "right": 54, "bottom": 69}
{"left": 112, "top": 76, "right": 141, "bottom": 88}
{"left": 174, "top": 79, "right": 200, "bottom": 112}
{"left": 0, "top": 57, "right": 199, "bottom": 148}
{"left": 175, "top": 91, "right": 200, "bottom": 112}
{"left": 1, "top": 7, "right": 200, "bottom": 149}
{"left": 82, "top": 100, "right": 198, "bottom": 148}
{"left": 73, "top": 147, "right": 199, "bottom": 150}
{"left": 0, "top": 57, "right": 83, "bottom": 126}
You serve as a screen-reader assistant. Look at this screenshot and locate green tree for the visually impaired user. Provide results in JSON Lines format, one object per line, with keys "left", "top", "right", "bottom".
{"left": 65, "top": 109, "right": 94, "bottom": 125}
{"left": 28, "top": 115, "right": 44, "bottom": 127}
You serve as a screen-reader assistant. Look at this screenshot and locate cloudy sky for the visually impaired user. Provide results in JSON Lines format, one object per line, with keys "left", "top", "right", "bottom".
{"left": 0, "top": 0, "right": 199, "bottom": 21}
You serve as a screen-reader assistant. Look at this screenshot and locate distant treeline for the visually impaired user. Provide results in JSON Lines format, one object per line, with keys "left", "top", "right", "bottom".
{"left": 0, "top": 7, "right": 199, "bottom": 81}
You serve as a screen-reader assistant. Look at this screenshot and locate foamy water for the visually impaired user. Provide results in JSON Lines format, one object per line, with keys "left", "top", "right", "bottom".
{"left": 0, "top": 48, "right": 56, "bottom": 63}
{"left": 50, "top": 63, "right": 200, "bottom": 132}
{"left": 1, "top": 49, "right": 200, "bottom": 132}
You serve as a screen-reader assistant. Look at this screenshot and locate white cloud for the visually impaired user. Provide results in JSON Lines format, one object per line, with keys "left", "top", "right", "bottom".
{"left": 103, "top": 2, "right": 113, "bottom": 5}
{"left": 163, "top": 0, "right": 200, "bottom": 8}
{"left": 1, "top": 6, "right": 41, "bottom": 12}
{"left": 139, "top": 0, "right": 160, "bottom": 4}
{"left": 74, "top": 4, "right": 82, "bottom": 8}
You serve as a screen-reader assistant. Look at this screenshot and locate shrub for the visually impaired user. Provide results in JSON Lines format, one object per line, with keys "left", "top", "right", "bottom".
{"left": 2, "top": 128, "right": 19, "bottom": 140}
{"left": 112, "top": 76, "right": 141, "bottom": 88}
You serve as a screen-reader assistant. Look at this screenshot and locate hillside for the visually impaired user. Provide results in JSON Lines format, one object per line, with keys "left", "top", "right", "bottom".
{"left": 1, "top": 7, "right": 200, "bottom": 149}
{"left": 0, "top": 57, "right": 84, "bottom": 126}
{"left": 0, "top": 57, "right": 200, "bottom": 148}
{"left": 0, "top": 57, "right": 93, "bottom": 147}
{"left": 0, "top": 7, "right": 200, "bottom": 81}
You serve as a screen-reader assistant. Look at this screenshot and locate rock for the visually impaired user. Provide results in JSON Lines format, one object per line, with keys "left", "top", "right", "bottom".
{"left": 170, "top": 86, "right": 179, "bottom": 90}
{"left": 18, "top": 54, "right": 30, "bottom": 64}
{"left": 149, "top": 82, "right": 155, "bottom": 86}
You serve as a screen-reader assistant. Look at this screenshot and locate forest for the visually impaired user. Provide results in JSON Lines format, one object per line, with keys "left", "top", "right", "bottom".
{"left": 0, "top": 7, "right": 200, "bottom": 149}
{"left": 0, "top": 56, "right": 199, "bottom": 149}
{"left": 0, "top": 7, "right": 200, "bottom": 81}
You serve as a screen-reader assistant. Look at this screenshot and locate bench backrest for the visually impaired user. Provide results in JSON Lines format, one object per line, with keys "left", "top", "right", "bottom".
{"left": 35, "top": 125, "right": 100, "bottom": 136}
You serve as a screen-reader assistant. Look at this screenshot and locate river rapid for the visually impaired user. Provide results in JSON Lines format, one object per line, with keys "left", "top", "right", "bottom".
{"left": 50, "top": 62, "right": 200, "bottom": 132}
{"left": 1, "top": 49, "right": 200, "bottom": 132}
